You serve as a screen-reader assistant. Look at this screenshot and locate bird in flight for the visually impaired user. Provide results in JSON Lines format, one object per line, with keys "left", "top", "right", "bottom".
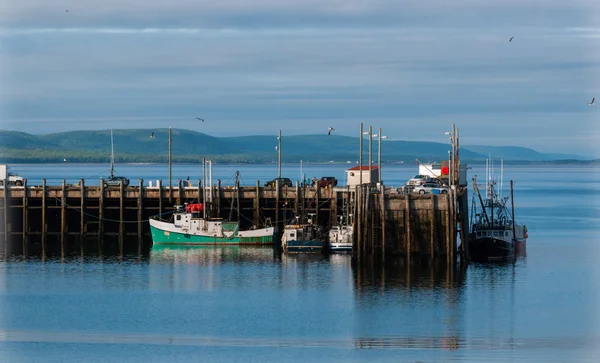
{"left": 66, "top": 9, "right": 69, "bottom": 12}
{"left": 328, "top": 127, "right": 334, "bottom": 136}
{"left": 589, "top": 97, "right": 595, "bottom": 106}
{"left": 150, "top": 132, "right": 155, "bottom": 139}
{"left": 509, "top": 36, "right": 514, "bottom": 42}
{"left": 196, "top": 117, "right": 204, "bottom": 122}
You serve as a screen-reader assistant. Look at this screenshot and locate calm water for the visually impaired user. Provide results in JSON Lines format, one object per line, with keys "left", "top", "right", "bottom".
{"left": 1, "top": 163, "right": 599, "bottom": 362}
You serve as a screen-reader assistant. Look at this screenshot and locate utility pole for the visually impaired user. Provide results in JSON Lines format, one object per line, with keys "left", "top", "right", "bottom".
{"left": 359, "top": 123, "right": 363, "bottom": 186}
{"left": 368, "top": 125, "right": 373, "bottom": 184}
{"left": 168, "top": 127, "right": 172, "bottom": 189}
{"left": 277, "top": 130, "right": 282, "bottom": 179}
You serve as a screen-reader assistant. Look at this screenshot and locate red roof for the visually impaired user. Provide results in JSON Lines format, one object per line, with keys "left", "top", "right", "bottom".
{"left": 346, "top": 165, "right": 379, "bottom": 171}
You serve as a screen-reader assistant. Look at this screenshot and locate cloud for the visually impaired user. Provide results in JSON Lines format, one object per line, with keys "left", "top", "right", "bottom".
{"left": 0, "top": 1, "right": 599, "bottom": 155}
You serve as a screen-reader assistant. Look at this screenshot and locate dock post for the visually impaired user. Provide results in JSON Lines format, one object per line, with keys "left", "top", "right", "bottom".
{"left": 41, "top": 179, "right": 46, "bottom": 260}
{"left": 119, "top": 180, "right": 124, "bottom": 258}
{"left": 445, "top": 193, "right": 451, "bottom": 266}
{"left": 217, "top": 180, "right": 221, "bottom": 217}
{"left": 315, "top": 185, "right": 320, "bottom": 223}
{"left": 3, "top": 179, "right": 7, "bottom": 258}
{"left": 275, "top": 180, "right": 280, "bottom": 230}
{"left": 254, "top": 180, "right": 260, "bottom": 227}
{"left": 430, "top": 195, "right": 436, "bottom": 262}
{"left": 380, "top": 184, "right": 385, "bottom": 262}
{"left": 197, "top": 180, "right": 201, "bottom": 203}
{"left": 80, "top": 179, "right": 85, "bottom": 256}
{"left": 157, "top": 179, "right": 163, "bottom": 218}
{"left": 405, "top": 194, "right": 412, "bottom": 262}
{"left": 138, "top": 179, "right": 143, "bottom": 257}
{"left": 22, "top": 178, "right": 28, "bottom": 257}
{"left": 330, "top": 189, "right": 337, "bottom": 228}
{"left": 98, "top": 179, "right": 104, "bottom": 256}
{"left": 61, "top": 179, "right": 66, "bottom": 260}
{"left": 362, "top": 185, "right": 368, "bottom": 257}
{"left": 294, "top": 181, "right": 300, "bottom": 217}
{"left": 177, "top": 179, "right": 182, "bottom": 206}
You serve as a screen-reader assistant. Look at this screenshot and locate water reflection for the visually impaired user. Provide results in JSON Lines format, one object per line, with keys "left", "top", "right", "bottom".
{"left": 149, "top": 245, "right": 278, "bottom": 265}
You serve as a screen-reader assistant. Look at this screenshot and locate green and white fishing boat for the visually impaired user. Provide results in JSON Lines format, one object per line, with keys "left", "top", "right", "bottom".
{"left": 150, "top": 203, "right": 276, "bottom": 245}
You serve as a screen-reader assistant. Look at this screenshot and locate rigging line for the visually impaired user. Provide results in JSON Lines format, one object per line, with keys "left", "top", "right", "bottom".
{"left": 49, "top": 196, "right": 175, "bottom": 223}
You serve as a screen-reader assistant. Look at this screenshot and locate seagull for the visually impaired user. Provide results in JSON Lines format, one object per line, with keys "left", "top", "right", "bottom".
{"left": 195, "top": 117, "right": 204, "bottom": 122}
{"left": 150, "top": 132, "right": 155, "bottom": 139}
{"left": 328, "top": 127, "right": 334, "bottom": 136}
{"left": 509, "top": 36, "right": 514, "bottom": 42}
{"left": 66, "top": 9, "right": 69, "bottom": 12}
{"left": 589, "top": 97, "right": 595, "bottom": 106}
{"left": 63, "top": 158, "right": 67, "bottom": 162}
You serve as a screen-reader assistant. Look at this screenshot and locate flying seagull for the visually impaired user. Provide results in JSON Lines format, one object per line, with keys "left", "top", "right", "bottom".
{"left": 195, "top": 117, "right": 204, "bottom": 122}
{"left": 328, "top": 127, "right": 334, "bottom": 136}
{"left": 66, "top": 9, "right": 69, "bottom": 12}
{"left": 509, "top": 36, "right": 514, "bottom": 42}
{"left": 590, "top": 97, "right": 595, "bottom": 106}
{"left": 150, "top": 132, "right": 155, "bottom": 139}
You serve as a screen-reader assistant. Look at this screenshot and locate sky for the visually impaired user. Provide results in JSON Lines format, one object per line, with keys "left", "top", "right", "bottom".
{"left": 0, "top": 1, "right": 599, "bottom": 156}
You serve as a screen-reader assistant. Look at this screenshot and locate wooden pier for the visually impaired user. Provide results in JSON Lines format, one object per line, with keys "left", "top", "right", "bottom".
{"left": 0, "top": 178, "right": 468, "bottom": 264}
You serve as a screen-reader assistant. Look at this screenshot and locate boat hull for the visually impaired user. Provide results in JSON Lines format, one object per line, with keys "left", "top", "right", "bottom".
{"left": 468, "top": 236, "right": 516, "bottom": 262}
{"left": 328, "top": 243, "right": 352, "bottom": 252}
{"left": 149, "top": 219, "right": 275, "bottom": 246}
{"left": 283, "top": 240, "right": 323, "bottom": 253}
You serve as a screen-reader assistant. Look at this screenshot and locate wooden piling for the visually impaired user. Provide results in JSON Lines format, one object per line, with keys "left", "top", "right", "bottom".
{"left": 294, "top": 182, "right": 300, "bottom": 217}
{"left": 177, "top": 179, "right": 182, "bottom": 206}
{"left": 445, "top": 193, "right": 451, "bottom": 265}
{"left": 157, "top": 179, "right": 162, "bottom": 218}
{"left": 80, "top": 179, "right": 85, "bottom": 256}
{"left": 379, "top": 184, "right": 385, "bottom": 262}
{"left": 254, "top": 180, "right": 260, "bottom": 227}
{"left": 217, "top": 180, "right": 222, "bottom": 216}
{"left": 41, "top": 179, "right": 46, "bottom": 259}
{"left": 405, "top": 194, "right": 412, "bottom": 261}
{"left": 98, "top": 179, "right": 104, "bottom": 255}
{"left": 3, "top": 179, "right": 7, "bottom": 257}
{"left": 275, "top": 180, "right": 280, "bottom": 229}
{"left": 430, "top": 195, "right": 436, "bottom": 261}
{"left": 119, "top": 180, "right": 124, "bottom": 257}
{"left": 61, "top": 179, "right": 66, "bottom": 259}
{"left": 315, "top": 185, "right": 320, "bottom": 223}
{"left": 22, "top": 178, "right": 28, "bottom": 257}
{"left": 138, "top": 179, "right": 143, "bottom": 256}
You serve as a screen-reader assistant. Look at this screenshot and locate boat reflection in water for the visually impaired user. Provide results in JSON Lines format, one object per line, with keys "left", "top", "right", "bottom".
{"left": 150, "top": 245, "right": 279, "bottom": 265}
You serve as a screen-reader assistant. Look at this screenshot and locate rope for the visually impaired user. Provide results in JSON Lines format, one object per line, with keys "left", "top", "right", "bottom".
{"left": 50, "top": 197, "right": 175, "bottom": 223}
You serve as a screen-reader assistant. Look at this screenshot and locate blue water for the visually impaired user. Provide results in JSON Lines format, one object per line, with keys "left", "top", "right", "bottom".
{"left": 1, "top": 164, "right": 599, "bottom": 362}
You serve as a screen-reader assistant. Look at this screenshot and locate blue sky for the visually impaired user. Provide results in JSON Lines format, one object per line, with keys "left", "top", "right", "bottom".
{"left": 0, "top": 1, "right": 599, "bottom": 156}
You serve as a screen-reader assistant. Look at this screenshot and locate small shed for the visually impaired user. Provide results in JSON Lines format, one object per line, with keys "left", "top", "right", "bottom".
{"left": 346, "top": 165, "right": 379, "bottom": 186}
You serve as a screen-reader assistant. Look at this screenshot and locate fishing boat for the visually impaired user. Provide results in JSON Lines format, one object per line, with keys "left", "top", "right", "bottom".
{"left": 468, "top": 172, "right": 528, "bottom": 262}
{"left": 328, "top": 214, "right": 353, "bottom": 252}
{"left": 149, "top": 203, "right": 276, "bottom": 246}
{"left": 149, "top": 167, "right": 276, "bottom": 246}
{"left": 281, "top": 215, "right": 325, "bottom": 253}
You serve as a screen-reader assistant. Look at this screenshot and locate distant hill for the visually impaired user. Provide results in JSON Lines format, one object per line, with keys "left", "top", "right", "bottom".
{"left": 0, "top": 129, "right": 594, "bottom": 164}
{"left": 463, "top": 145, "right": 592, "bottom": 161}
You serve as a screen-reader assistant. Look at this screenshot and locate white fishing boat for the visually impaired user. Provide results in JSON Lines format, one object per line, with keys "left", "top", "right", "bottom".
{"left": 328, "top": 215, "right": 353, "bottom": 252}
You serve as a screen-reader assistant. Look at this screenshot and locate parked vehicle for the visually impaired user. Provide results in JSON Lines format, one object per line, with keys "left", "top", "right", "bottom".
{"left": 405, "top": 175, "right": 429, "bottom": 186}
{"left": 264, "top": 177, "right": 293, "bottom": 188}
{"left": 413, "top": 182, "right": 449, "bottom": 194}
{"left": 317, "top": 176, "right": 338, "bottom": 188}
{"left": 0, "top": 165, "right": 24, "bottom": 186}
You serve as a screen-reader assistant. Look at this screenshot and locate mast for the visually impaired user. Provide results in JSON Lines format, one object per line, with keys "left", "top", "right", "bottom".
{"left": 472, "top": 177, "right": 490, "bottom": 225}
{"left": 510, "top": 180, "right": 516, "bottom": 243}
{"left": 202, "top": 158, "right": 206, "bottom": 219}
{"left": 110, "top": 129, "right": 115, "bottom": 178}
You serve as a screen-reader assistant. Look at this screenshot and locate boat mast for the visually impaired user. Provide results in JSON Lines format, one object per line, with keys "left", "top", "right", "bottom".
{"left": 472, "top": 177, "right": 490, "bottom": 225}
{"left": 110, "top": 129, "right": 115, "bottom": 178}
{"left": 510, "top": 180, "right": 516, "bottom": 242}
